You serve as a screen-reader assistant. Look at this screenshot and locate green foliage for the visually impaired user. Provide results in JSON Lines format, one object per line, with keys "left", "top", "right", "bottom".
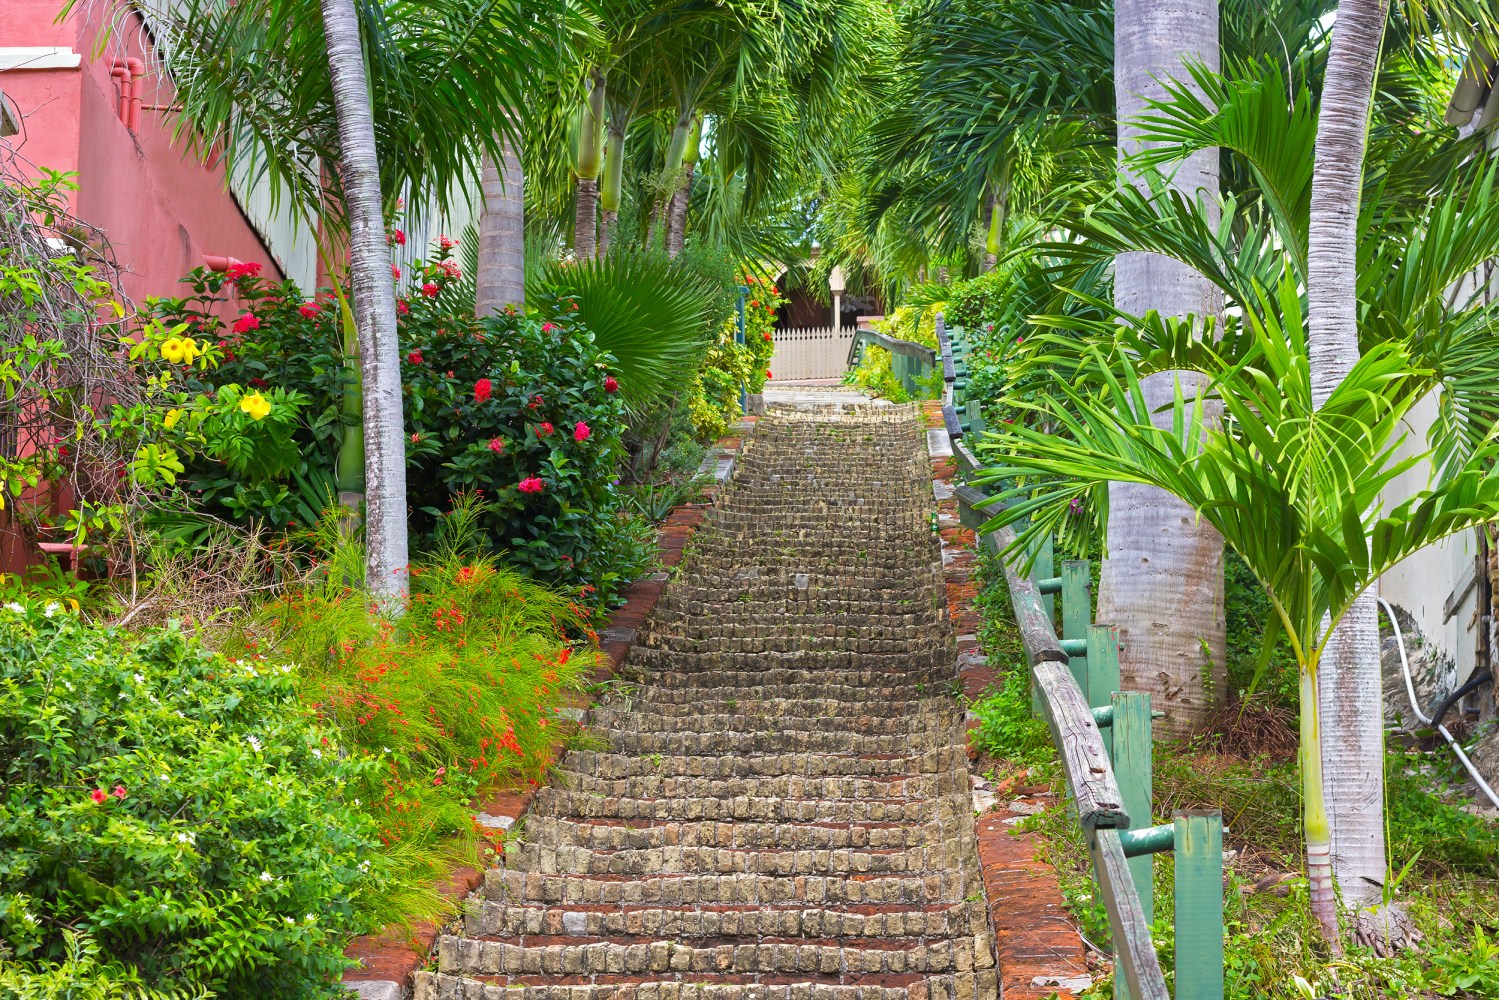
{"left": 0, "top": 606, "right": 394, "bottom": 997}
{"left": 1223, "top": 550, "right": 1299, "bottom": 707}
{"left": 220, "top": 511, "right": 594, "bottom": 865}
{"left": 965, "top": 548, "right": 1052, "bottom": 765}
{"left": 841, "top": 345, "right": 910, "bottom": 403}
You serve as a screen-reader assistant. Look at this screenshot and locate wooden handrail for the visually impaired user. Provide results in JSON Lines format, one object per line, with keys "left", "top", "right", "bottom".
{"left": 846, "top": 327, "right": 938, "bottom": 368}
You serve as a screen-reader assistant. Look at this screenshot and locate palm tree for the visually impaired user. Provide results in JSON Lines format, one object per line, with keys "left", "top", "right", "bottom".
{"left": 1103, "top": 0, "right": 1227, "bottom": 737}
{"left": 476, "top": 137, "right": 527, "bottom": 316}
{"left": 1304, "top": 0, "right": 1389, "bottom": 941}
{"left": 975, "top": 272, "right": 1499, "bottom": 951}
{"left": 318, "top": 0, "right": 407, "bottom": 598}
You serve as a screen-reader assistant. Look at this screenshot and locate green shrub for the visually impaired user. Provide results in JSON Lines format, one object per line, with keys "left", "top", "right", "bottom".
{"left": 0, "top": 604, "right": 393, "bottom": 997}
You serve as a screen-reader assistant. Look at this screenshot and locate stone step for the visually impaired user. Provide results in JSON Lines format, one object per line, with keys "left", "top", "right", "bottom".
{"left": 620, "top": 647, "right": 952, "bottom": 675}
{"left": 561, "top": 749, "right": 968, "bottom": 780}
{"left": 638, "top": 636, "right": 948, "bottom": 658}
{"left": 592, "top": 727, "right": 962, "bottom": 757}
{"left": 621, "top": 668, "right": 956, "bottom": 693}
{"left": 463, "top": 900, "right": 989, "bottom": 941}
{"left": 508, "top": 815, "right": 956, "bottom": 852}
{"left": 529, "top": 788, "right": 972, "bottom": 825}
{"left": 546, "top": 768, "right": 966, "bottom": 803}
{"left": 504, "top": 840, "right": 972, "bottom": 877}
{"left": 436, "top": 936, "right": 989, "bottom": 979}
{"left": 597, "top": 697, "right": 953, "bottom": 721}
{"left": 483, "top": 868, "right": 976, "bottom": 907}
{"left": 415, "top": 970, "right": 999, "bottom": 1000}
{"left": 633, "top": 682, "right": 946, "bottom": 706}
{"left": 586, "top": 707, "right": 958, "bottom": 737}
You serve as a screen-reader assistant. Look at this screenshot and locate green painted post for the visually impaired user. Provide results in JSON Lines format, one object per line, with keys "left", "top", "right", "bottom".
{"left": 1112, "top": 692, "right": 1153, "bottom": 923}
{"left": 1174, "top": 811, "right": 1225, "bottom": 999}
{"left": 1086, "top": 625, "right": 1120, "bottom": 756}
{"left": 1060, "top": 561, "right": 1089, "bottom": 693}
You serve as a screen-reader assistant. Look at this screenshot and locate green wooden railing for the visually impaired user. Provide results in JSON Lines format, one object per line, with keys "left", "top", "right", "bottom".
{"left": 934, "top": 314, "right": 1226, "bottom": 1000}
{"left": 846, "top": 325, "right": 937, "bottom": 397}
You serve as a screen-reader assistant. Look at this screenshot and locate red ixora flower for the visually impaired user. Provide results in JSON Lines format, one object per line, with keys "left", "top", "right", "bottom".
{"left": 391, "top": 264, "right": 402, "bottom": 280}
{"left": 538, "top": 421, "right": 554, "bottom": 437}
{"left": 528, "top": 394, "right": 543, "bottom": 409}
{"left": 573, "top": 421, "right": 591, "bottom": 442}
{"left": 541, "top": 322, "right": 555, "bottom": 334}
{"left": 474, "top": 378, "right": 493, "bottom": 403}
{"left": 388, "top": 229, "right": 407, "bottom": 246}
{"left": 765, "top": 370, "right": 773, "bottom": 379}
{"left": 762, "top": 332, "right": 771, "bottom": 341}
{"left": 225, "top": 261, "right": 262, "bottom": 280}
{"left": 439, "top": 234, "right": 458, "bottom": 250}
{"left": 518, "top": 476, "right": 544, "bottom": 494}
{"left": 299, "top": 302, "right": 320, "bottom": 318}
{"left": 603, "top": 376, "right": 619, "bottom": 393}
{"left": 89, "top": 788, "right": 107, "bottom": 804}
{"left": 421, "top": 283, "right": 439, "bottom": 298}
{"left": 112, "top": 784, "right": 126, "bottom": 800}
{"left": 233, "top": 313, "right": 260, "bottom": 334}
{"left": 396, "top": 299, "right": 410, "bottom": 316}
{"left": 407, "top": 350, "right": 424, "bottom": 365}
{"left": 487, "top": 437, "right": 504, "bottom": 453}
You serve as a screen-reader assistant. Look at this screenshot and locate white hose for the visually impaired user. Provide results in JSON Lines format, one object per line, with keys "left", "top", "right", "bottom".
{"left": 1378, "top": 595, "right": 1499, "bottom": 810}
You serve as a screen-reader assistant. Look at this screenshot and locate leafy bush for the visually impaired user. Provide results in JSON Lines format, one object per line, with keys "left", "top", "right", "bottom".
{"left": 0, "top": 605, "right": 394, "bottom": 997}
{"left": 841, "top": 345, "right": 912, "bottom": 403}
{"left": 147, "top": 247, "right": 656, "bottom": 605}
{"left": 686, "top": 273, "right": 783, "bottom": 440}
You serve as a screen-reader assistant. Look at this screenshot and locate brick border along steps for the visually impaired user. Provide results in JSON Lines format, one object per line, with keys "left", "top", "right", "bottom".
{"left": 415, "top": 404, "right": 997, "bottom": 1000}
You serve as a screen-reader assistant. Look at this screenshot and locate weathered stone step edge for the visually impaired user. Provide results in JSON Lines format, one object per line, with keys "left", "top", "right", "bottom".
{"left": 503, "top": 842, "right": 972, "bottom": 877}
{"left": 483, "top": 869, "right": 978, "bottom": 907}
{"left": 620, "top": 669, "right": 957, "bottom": 692}
{"left": 591, "top": 730, "right": 963, "bottom": 756}
{"left": 562, "top": 748, "right": 969, "bottom": 779}
{"left": 632, "top": 684, "right": 949, "bottom": 706}
{"left": 584, "top": 709, "right": 960, "bottom": 737}
{"left": 511, "top": 815, "right": 954, "bottom": 851}
{"left": 414, "top": 970, "right": 1001, "bottom": 1000}
{"left": 593, "top": 696, "right": 956, "bottom": 721}
{"left": 526, "top": 790, "right": 970, "bottom": 825}
{"left": 538, "top": 770, "right": 968, "bottom": 804}
{"left": 464, "top": 902, "right": 988, "bottom": 941}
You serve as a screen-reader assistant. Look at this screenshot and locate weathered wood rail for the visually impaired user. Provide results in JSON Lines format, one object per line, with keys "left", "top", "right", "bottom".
{"left": 933, "top": 315, "right": 1226, "bottom": 1000}
{"left": 846, "top": 325, "right": 938, "bottom": 397}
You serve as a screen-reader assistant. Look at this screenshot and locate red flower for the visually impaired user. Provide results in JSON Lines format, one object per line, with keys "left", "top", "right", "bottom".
{"left": 440, "top": 260, "right": 461, "bottom": 279}
{"left": 388, "top": 229, "right": 407, "bottom": 246}
{"left": 112, "top": 784, "right": 126, "bottom": 800}
{"left": 765, "top": 370, "right": 772, "bottom": 379}
{"left": 233, "top": 313, "right": 260, "bottom": 334}
{"left": 538, "top": 422, "right": 554, "bottom": 437}
{"left": 249, "top": 376, "right": 268, "bottom": 388}
{"left": 57, "top": 445, "right": 69, "bottom": 458}
{"left": 542, "top": 322, "right": 555, "bottom": 334}
{"left": 411, "top": 433, "right": 421, "bottom": 443}
{"left": 299, "top": 302, "right": 320, "bottom": 318}
{"left": 439, "top": 234, "right": 458, "bottom": 250}
{"left": 407, "top": 350, "right": 424, "bottom": 364}
{"left": 527, "top": 394, "right": 543, "bottom": 410}
{"left": 573, "top": 421, "right": 591, "bottom": 442}
{"left": 762, "top": 332, "right": 772, "bottom": 341}
{"left": 421, "top": 283, "right": 439, "bottom": 298}
{"left": 391, "top": 264, "right": 402, "bottom": 280}
{"left": 90, "top": 788, "right": 107, "bottom": 804}
{"left": 396, "top": 300, "right": 410, "bottom": 316}
{"left": 474, "top": 378, "right": 493, "bottom": 403}
{"left": 226, "top": 261, "right": 262, "bottom": 280}
{"left": 518, "top": 476, "right": 544, "bottom": 494}
{"left": 487, "top": 437, "right": 504, "bottom": 453}
{"left": 749, "top": 300, "right": 759, "bottom": 308}
{"left": 603, "top": 376, "right": 619, "bottom": 393}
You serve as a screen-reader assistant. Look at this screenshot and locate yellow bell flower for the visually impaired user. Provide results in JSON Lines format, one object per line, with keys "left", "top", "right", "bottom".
{"left": 160, "top": 338, "right": 186, "bottom": 364}
{"left": 163, "top": 408, "right": 184, "bottom": 429}
{"left": 239, "top": 392, "right": 272, "bottom": 421}
{"left": 180, "top": 338, "right": 202, "bottom": 363}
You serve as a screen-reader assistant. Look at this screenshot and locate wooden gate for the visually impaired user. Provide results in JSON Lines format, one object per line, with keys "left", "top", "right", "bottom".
{"left": 768, "top": 325, "right": 855, "bottom": 380}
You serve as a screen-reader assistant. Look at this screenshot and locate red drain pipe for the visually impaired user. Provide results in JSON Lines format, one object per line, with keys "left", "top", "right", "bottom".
{"left": 125, "top": 57, "right": 144, "bottom": 131}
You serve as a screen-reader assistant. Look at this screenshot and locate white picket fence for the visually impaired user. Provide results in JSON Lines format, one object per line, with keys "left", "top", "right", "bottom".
{"left": 768, "top": 326, "right": 856, "bottom": 380}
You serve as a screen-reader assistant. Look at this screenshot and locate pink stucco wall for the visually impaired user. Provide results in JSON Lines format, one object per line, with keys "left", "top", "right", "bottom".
{"left": 2, "top": 1, "right": 284, "bottom": 304}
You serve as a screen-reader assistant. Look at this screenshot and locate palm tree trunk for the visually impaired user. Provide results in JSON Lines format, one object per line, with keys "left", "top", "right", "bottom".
{"left": 666, "top": 161, "right": 694, "bottom": 258}
{"left": 1099, "top": 0, "right": 1226, "bottom": 739}
{"left": 574, "top": 72, "right": 606, "bottom": 261}
{"left": 477, "top": 132, "right": 525, "bottom": 317}
{"left": 599, "top": 123, "right": 625, "bottom": 258}
{"left": 576, "top": 178, "right": 599, "bottom": 260}
{"left": 320, "top": 0, "right": 408, "bottom": 602}
{"left": 1307, "top": 0, "right": 1390, "bottom": 938}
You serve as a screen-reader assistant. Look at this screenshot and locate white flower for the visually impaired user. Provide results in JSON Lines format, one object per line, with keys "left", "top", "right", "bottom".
{"left": 285, "top": 916, "right": 296, "bottom": 925}
{"left": 43, "top": 602, "right": 58, "bottom": 617}
{"left": 246, "top": 735, "right": 263, "bottom": 753}
{"left": 118, "top": 691, "right": 129, "bottom": 699}
{"left": 3, "top": 602, "right": 23, "bottom": 613}
{"left": 304, "top": 914, "right": 315, "bottom": 922}
{"left": 260, "top": 871, "right": 273, "bottom": 882}
{"left": 311, "top": 747, "right": 322, "bottom": 758}
{"left": 133, "top": 673, "right": 145, "bottom": 684}
{"left": 159, "top": 774, "right": 170, "bottom": 783}
{"left": 174, "top": 831, "right": 195, "bottom": 845}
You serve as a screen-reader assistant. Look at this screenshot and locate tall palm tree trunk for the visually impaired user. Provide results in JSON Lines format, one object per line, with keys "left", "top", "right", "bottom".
{"left": 666, "top": 114, "right": 701, "bottom": 257}
{"left": 575, "top": 72, "right": 606, "bottom": 260}
{"left": 477, "top": 133, "right": 525, "bottom": 316}
{"left": 1307, "top": 0, "right": 1390, "bottom": 943}
{"left": 320, "top": 0, "right": 409, "bottom": 601}
{"left": 599, "top": 123, "right": 625, "bottom": 258}
{"left": 1100, "top": 0, "right": 1226, "bottom": 738}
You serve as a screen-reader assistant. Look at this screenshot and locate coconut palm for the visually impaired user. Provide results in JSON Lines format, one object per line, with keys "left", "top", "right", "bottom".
{"left": 476, "top": 136, "right": 527, "bottom": 316}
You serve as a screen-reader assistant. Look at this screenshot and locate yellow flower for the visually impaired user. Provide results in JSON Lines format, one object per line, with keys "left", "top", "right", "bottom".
{"left": 160, "top": 338, "right": 186, "bottom": 364}
{"left": 180, "top": 338, "right": 202, "bottom": 363}
{"left": 163, "top": 408, "right": 184, "bottom": 429}
{"left": 239, "top": 392, "right": 272, "bottom": 421}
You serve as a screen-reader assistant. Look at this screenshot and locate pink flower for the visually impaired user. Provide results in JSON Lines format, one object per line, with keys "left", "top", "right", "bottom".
{"left": 225, "top": 261, "right": 262, "bottom": 280}
{"left": 90, "top": 788, "right": 107, "bottom": 804}
{"left": 474, "top": 378, "right": 493, "bottom": 403}
{"left": 528, "top": 394, "right": 543, "bottom": 410}
{"left": 112, "top": 784, "right": 126, "bottom": 800}
{"left": 603, "top": 376, "right": 619, "bottom": 393}
{"left": 396, "top": 299, "right": 410, "bottom": 316}
{"left": 573, "top": 421, "right": 591, "bottom": 442}
{"left": 542, "top": 323, "right": 555, "bottom": 333}
{"left": 439, "top": 234, "right": 458, "bottom": 250}
{"left": 518, "top": 476, "right": 544, "bottom": 494}
{"left": 421, "top": 283, "right": 439, "bottom": 298}
{"left": 300, "top": 302, "right": 320, "bottom": 318}
{"left": 487, "top": 437, "right": 504, "bottom": 453}
{"left": 538, "top": 421, "right": 554, "bottom": 437}
{"left": 233, "top": 313, "right": 260, "bottom": 334}
{"left": 389, "top": 229, "right": 407, "bottom": 246}
{"left": 411, "top": 433, "right": 422, "bottom": 443}
{"left": 440, "top": 260, "right": 461, "bottom": 279}
{"left": 407, "top": 351, "right": 424, "bottom": 364}
{"left": 391, "top": 264, "right": 402, "bottom": 279}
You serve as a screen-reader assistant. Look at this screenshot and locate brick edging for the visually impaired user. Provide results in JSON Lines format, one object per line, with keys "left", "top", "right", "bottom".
{"left": 922, "top": 401, "right": 1092, "bottom": 1000}
{"left": 340, "top": 423, "right": 754, "bottom": 997}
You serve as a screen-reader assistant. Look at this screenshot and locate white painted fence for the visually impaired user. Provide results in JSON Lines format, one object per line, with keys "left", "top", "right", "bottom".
{"left": 768, "top": 325, "right": 856, "bottom": 380}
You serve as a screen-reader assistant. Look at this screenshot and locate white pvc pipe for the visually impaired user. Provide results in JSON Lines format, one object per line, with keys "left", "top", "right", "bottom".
{"left": 1378, "top": 595, "right": 1499, "bottom": 810}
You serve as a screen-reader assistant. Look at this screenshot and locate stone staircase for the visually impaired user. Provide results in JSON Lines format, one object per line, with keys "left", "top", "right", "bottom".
{"left": 415, "top": 404, "right": 997, "bottom": 1000}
